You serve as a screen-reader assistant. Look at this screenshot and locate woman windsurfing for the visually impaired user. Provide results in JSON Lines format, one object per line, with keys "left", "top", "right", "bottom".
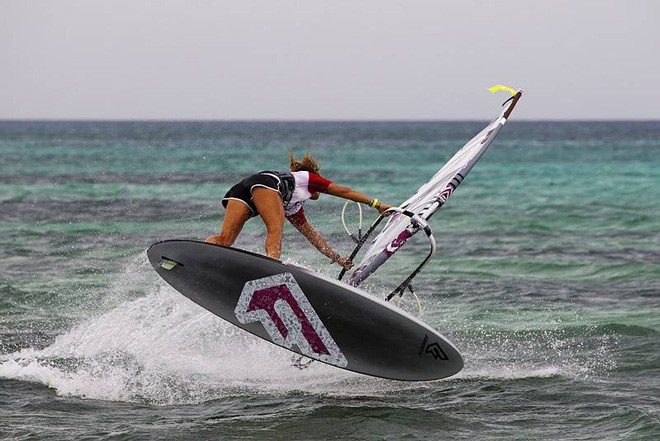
{"left": 206, "top": 152, "right": 391, "bottom": 268}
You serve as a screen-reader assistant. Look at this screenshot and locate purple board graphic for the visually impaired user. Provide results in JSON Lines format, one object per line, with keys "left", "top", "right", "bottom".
{"left": 235, "top": 273, "right": 347, "bottom": 367}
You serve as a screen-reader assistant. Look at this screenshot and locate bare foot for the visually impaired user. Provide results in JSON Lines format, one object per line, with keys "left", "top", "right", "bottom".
{"left": 205, "top": 235, "right": 222, "bottom": 245}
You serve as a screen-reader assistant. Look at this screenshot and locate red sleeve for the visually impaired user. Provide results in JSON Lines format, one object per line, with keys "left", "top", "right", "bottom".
{"left": 286, "top": 206, "right": 308, "bottom": 227}
{"left": 308, "top": 173, "right": 333, "bottom": 193}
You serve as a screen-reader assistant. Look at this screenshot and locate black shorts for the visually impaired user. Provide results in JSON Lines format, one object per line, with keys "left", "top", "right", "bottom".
{"left": 221, "top": 173, "right": 281, "bottom": 217}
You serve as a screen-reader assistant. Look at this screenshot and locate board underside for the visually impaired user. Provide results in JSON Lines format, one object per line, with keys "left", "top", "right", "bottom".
{"left": 147, "top": 240, "right": 463, "bottom": 381}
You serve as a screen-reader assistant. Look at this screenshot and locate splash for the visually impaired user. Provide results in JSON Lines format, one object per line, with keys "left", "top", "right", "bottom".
{"left": 0, "top": 252, "right": 412, "bottom": 405}
{"left": 0, "top": 253, "right": 620, "bottom": 405}
{"left": 0, "top": 278, "right": 377, "bottom": 404}
{"left": 441, "top": 306, "right": 620, "bottom": 382}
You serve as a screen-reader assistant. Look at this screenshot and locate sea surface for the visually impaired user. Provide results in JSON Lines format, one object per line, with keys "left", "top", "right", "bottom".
{"left": 1, "top": 120, "right": 658, "bottom": 440}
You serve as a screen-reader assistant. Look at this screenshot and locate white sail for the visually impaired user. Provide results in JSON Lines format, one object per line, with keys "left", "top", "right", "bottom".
{"left": 347, "top": 90, "right": 523, "bottom": 287}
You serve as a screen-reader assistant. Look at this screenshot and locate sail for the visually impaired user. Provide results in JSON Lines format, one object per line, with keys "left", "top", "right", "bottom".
{"left": 347, "top": 90, "right": 523, "bottom": 287}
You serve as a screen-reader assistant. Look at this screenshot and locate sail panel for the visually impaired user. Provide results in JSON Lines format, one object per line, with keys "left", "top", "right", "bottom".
{"left": 347, "top": 91, "right": 522, "bottom": 287}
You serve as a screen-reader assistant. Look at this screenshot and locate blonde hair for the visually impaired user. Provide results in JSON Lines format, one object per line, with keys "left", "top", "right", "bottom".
{"left": 289, "top": 151, "right": 320, "bottom": 174}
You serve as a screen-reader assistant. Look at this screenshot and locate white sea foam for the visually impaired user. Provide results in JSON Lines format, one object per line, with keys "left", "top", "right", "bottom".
{"left": 0, "top": 256, "right": 373, "bottom": 404}
{"left": 0, "top": 255, "right": 617, "bottom": 405}
{"left": 450, "top": 319, "right": 618, "bottom": 382}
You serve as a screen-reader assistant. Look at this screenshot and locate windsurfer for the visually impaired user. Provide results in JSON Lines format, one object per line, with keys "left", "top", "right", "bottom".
{"left": 206, "top": 152, "right": 391, "bottom": 267}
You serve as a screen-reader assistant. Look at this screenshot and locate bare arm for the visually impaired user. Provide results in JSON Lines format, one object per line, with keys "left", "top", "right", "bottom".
{"left": 286, "top": 211, "right": 353, "bottom": 269}
{"left": 325, "top": 183, "right": 391, "bottom": 213}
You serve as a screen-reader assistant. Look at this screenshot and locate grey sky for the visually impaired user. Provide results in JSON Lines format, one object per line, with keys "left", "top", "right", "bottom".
{"left": 1, "top": 0, "right": 658, "bottom": 120}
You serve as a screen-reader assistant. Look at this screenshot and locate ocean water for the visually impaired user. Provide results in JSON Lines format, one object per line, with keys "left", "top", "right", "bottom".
{"left": 0, "top": 120, "right": 658, "bottom": 440}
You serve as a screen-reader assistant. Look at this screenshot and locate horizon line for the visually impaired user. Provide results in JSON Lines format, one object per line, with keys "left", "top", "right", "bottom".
{"left": 1, "top": 118, "right": 659, "bottom": 124}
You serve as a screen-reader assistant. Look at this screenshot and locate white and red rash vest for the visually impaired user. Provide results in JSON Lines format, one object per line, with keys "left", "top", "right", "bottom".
{"left": 284, "top": 171, "right": 333, "bottom": 217}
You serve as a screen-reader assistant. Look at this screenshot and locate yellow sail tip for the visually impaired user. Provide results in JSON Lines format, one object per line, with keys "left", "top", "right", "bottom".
{"left": 489, "top": 84, "right": 517, "bottom": 96}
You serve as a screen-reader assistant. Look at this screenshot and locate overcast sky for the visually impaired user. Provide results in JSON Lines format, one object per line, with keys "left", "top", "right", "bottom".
{"left": 1, "top": 0, "right": 658, "bottom": 120}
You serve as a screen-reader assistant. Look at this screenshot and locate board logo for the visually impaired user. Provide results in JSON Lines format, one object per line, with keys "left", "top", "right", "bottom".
{"left": 418, "top": 334, "right": 448, "bottom": 361}
{"left": 235, "top": 272, "right": 348, "bottom": 367}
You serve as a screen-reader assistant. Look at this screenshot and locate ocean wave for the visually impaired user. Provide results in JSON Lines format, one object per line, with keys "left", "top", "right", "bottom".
{"left": 1, "top": 200, "right": 211, "bottom": 223}
{"left": 0, "top": 172, "right": 240, "bottom": 186}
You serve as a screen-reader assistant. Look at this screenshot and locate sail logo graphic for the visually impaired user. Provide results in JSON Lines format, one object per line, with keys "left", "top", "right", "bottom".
{"left": 235, "top": 273, "right": 348, "bottom": 367}
{"left": 385, "top": 229, "right": 413, "bottom": 255}
{"left": 433, "top": 173, "right": 464, "bottom": 208}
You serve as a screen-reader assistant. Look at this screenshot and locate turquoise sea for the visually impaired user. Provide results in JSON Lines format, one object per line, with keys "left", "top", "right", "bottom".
{"left": 1, "top": 120, "right": 658, "bottom": 440}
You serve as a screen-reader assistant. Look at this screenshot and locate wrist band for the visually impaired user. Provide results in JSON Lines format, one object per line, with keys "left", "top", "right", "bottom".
{"left": 369, "top": 198, "right": 379, "bottom": 208}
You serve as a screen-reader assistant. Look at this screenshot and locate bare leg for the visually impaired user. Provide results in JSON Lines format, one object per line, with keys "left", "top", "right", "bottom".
{"left": 251, "top": 187, "right": 285, "bottom": 259}
{"left": 206, "top": 200, "right": 251, "bottom": 246}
